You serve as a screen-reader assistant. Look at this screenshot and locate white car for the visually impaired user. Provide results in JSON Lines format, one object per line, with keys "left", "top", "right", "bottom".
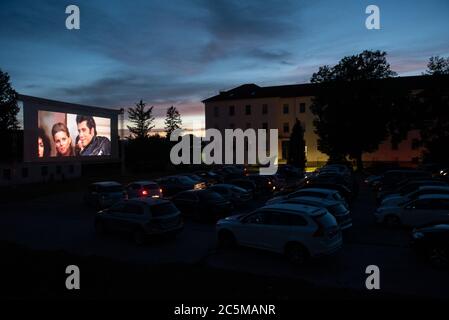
{"left": 216, "top": 203, "right": 342, "bottom": 265}
{"left": 267, "top": 187, "right": 347, "bottom": 207}
{"left": 374, "top": 194, "right": 449, "bottom": 228}
{"left": 380, "top": 186, "right": 449, "bottom": 207}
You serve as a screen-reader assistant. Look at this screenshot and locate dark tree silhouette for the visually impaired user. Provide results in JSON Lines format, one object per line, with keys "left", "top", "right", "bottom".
{"left": 127, "top": 100, "right": 155, "bottom": 139}
{"left": 425, "top": 56, "right": 449, "bottom": 75}
{"left": 0, "top": 69, "right": 20, "bottom": 131}
{"left": 288, "top": 118, "right": 306, "bottom": 170}
{"left": 164, "top": 106, "right": 182, "bottom": 138}
{"left": 415, "top": 57, "right": 449, "bottom": 163}
{"left": 310, "top": 50, "right": 407, "bottom": 171}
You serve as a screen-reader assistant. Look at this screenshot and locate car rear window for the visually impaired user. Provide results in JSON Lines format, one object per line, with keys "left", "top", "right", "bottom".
{"left": 151, "top": 203, "right": 179, "bottom": 217}
{"left": 143, "top": 184, "right": 159, "bottom": 190}
{"left": 98, "top": 185, "right": 123, "bottom": 193}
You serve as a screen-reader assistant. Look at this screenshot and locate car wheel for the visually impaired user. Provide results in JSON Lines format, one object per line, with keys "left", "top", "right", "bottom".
{"left": 384, "top": 215, "right": 400, "bottom": 228}
{"left": 217, "top": 230, "right": 236, "bottom": 249}
{"left": 285, "top": 243, "right": 309, "bottom": 266}
{"left": 428, "top": 247, "right": 448, "bottom": 268}
{"left": 133, "top": 229, "right": 146, "bottom": 246}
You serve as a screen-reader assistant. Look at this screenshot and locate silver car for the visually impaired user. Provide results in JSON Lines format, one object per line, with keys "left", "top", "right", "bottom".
{"left": 95, "top": 198, "right": 183, "bottom": 244}
{"left": 375, "top": 194, "right": 449, "bottom": 228}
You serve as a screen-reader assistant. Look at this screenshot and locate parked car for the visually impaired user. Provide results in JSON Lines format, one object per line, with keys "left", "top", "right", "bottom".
{"left": 380, "top": 186, "right": 449, "bottom": 207}
{"left": 84, "top": 181, "right": 124, "bottom": 209}
{"left": 411, "top": 224, "right": 449, "bottom": 268}
{"left": 156, "top": 175, "right": 203, "bottom": 197}
{"left": 298, "top": 182, "right": 353, "bottom": 203}
{"left": 377, "top": 179, "right": 447, "bottom": 203}
{"left": 216, "top": 203, "right": 342, "bottom": 265}
{"left": 267, "top": 187, "right": 347, "bottom": 207}
{"left": 209, "top": 184, "right": 252, "bottom": 206}
{"left": 246, "top": 174, "right": 277, "bottom": 194}
{"left": 194, "top": 170, "right": 223, "bottom": 185}
{"left": 125, "top": 181, "right": 163, "bottom": 199}
{"left": 374, "top": 194, "right": 449, "bottom": 228}
{"left": 276, "top": 165, "right": 303, "bottom": 179}
{"left": 375, "top": 169, "right": 432, "bottom": 193}
{"left": 172, "top": 189, "right": 233, "bottom": 222}
{"left": 281, "top": 196, "right": 352, "bottom": 230}
{"left": 181, "top": 174, "right": 207, "bottom": 189}
{"left": 94, "top": 198, "right": 183, "bottom": 244}
{"left": 228, "top": 179, "right": 258, "bottom": 197}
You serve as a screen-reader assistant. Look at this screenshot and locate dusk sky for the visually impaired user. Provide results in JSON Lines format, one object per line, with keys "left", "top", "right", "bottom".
{"left": 1, "top": 0, "right": 448, "bottom": 131}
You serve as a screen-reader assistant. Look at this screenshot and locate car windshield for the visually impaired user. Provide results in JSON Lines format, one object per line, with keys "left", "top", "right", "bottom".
{"left": 151, "top": 203, "right": 178, "bottom": 217}
{"left": 98, "top": 185, "right": 122, "bottom": 193}
{"left": 232, "top": 186, "right": 247, "bottom": 193}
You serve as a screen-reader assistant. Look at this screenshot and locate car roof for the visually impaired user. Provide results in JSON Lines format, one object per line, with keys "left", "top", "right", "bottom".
{"left": 92, "top": 181, "right": 122, "bottom": 186}
{"left": 417, "top": 185, "right": 449, "bottom": 191}
{"left": 416, "top": 194, "right": 449, "bottom": 200}
{"left": 295, "top": 188, "right": 337, "bottom": 195}
{"left": 130, "top": 180, "right": 158, "bottom": 185}
{"left": 262, "top": 203, "right": 326, "bottom": 216}
{"left": 284, "top": 196, "right": 339, "bottom": 207}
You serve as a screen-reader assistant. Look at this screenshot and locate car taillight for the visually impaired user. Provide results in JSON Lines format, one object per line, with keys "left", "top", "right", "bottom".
{"left": 312, "top": 217, "right": 325, "bottom": 237}
{"left": 159, "top": 189, "right": 163, "bottom": 193}
{"left": 141, "top": 190, "right": 148, "bottom": 196}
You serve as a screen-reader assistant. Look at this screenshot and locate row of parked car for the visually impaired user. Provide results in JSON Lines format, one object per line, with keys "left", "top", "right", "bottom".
{"left": 86, "top": 164, "right": 357, "bottom": 265}
{"left": 87, "top": 165, "right": 296, "bottom": 244}
{"left": 366, "top": 168, "right": 449, "bottom": 268}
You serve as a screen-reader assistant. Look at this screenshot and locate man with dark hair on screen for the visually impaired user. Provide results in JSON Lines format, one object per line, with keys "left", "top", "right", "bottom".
{"left": 76, "top": 115, "right": 111, "bottom": 156}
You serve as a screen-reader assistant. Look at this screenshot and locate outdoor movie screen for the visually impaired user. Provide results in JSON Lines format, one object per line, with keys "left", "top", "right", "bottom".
{"left": 38, "top": 110, "right": 111, "bottom": 158}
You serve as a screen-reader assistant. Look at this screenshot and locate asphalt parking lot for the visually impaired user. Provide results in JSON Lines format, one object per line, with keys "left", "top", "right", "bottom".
{"left": 0, "top": 179, "right": 448, "bottom": 298}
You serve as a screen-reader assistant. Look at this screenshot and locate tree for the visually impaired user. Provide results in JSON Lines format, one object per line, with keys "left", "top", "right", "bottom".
{"left": 127, "top": 100, "right": 155, "bottom": 139}
{"left": 309, "top": 50, "right": 406, "bottom": 171}
{"left": 0, "top": 69, "right": 20, "bottom": 131}
{"left": 425, "top": 56, "right": 449, "bottom": 75}
{"left": 288, "top": 119, "right": 306, "bottom": 170}
{"left": 414, "top": 57, "right": 449, "bottom": 163}
{"left": 164, "top": 106, "right": 182, "bottom": 138}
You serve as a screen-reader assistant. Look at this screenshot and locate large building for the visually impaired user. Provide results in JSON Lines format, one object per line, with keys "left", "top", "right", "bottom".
{"left": 203, "top": 75, "right": 442, "bottom": 166}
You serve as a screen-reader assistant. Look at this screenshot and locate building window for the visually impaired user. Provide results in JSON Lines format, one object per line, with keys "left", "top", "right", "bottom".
{"left": 282, "top": 141, "right": 289, "bottom": 160}
{"left": 229, "top": 105, "right": 235, "bottom": 116}
{"left": 283, "top": 122, "right": 289, "bottom": 133}
{"left": 22, "top": 167, "right": 29, "bottom": 178}
{"left": 214, "top": 106, "right": 219, "bottom": 117}
{"left": 283, "top": 104, "right": 289, "bottom": 114}
{"left": 299, "top": 103, "right": 306, "bottom": 113}
{"left": 262, "top": 122, "right": 268, "bottom": 130}
{"left": 262, "top": 104, "right": 268, "bottom": 115}
{"left": 245, "top": 105, "right": 251, "bottom": 115}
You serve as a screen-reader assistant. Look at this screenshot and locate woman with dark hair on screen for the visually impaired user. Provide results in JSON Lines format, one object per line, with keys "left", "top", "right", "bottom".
{"left": 51, "top": 122, "right": 75, "bottom": 157}
{"left": 38, "top": 127, "right": 51, "bottom": 158}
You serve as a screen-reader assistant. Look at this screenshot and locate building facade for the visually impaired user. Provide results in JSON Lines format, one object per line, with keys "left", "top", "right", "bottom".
{"left": 203, "top": 76, "right": 435, "bottom": 166}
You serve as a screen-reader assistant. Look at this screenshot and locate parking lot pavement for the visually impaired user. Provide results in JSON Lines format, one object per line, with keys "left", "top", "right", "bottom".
{"left": 0, "top": 184, "right": 448, "bottom": 298}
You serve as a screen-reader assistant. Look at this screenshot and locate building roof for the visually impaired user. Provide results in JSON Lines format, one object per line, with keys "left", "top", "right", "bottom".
{"left": 202, "top": 75, "right": 449, "bottom": 103}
